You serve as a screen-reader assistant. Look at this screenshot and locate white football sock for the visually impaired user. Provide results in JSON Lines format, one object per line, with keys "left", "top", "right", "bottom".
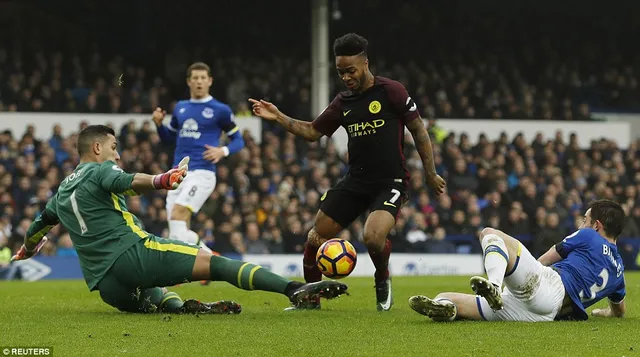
{"left": 481, "top": 234, "right": 509, "bottom": 288}
{"left": 199, "top": 240, "right": 213, "bottom": 254}
{"left": 169, "top": 220, "right": 188, "bottom": 242}
{"left": 184, "top": 230, "right": 200, "bottom": 246}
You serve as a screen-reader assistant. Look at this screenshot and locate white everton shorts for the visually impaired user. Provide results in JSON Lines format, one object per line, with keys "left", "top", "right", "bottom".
{"left": 166, "top": 169, "right": 216, "bottom": 219}
{"left": 477, "top": 243, "right": 566, "bottom": 322}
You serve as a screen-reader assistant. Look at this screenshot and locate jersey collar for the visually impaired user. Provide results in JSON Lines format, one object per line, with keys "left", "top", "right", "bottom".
{"left": 190, "top": 95, "right": 213, "bottom": 103}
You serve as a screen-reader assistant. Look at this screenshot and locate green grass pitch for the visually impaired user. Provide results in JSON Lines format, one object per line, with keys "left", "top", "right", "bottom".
{"left": 1, "top": 274, "right": 639, "bottom": 357}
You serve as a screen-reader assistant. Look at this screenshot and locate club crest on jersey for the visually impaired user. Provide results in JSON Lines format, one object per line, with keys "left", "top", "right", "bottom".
{"left": 202, "top": 107, "right": 214, "bottom": 119}
{"left": 369, "top": 100, "right": 382, "bottom": 114}
{"left": 180, "top": 118, "right": 201, "bottom": 139}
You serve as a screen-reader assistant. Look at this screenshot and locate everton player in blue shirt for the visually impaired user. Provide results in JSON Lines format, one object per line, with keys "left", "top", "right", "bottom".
{"left": 409, "top": 199, "right": 626, "bottom": 322}
{"left": 153, "top": 62, "right": 244, "bottom": 253}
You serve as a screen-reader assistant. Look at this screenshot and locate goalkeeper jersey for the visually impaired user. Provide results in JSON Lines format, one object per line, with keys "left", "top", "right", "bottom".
{"left": 25, "top": 160, "right": 149, "bottom": 290}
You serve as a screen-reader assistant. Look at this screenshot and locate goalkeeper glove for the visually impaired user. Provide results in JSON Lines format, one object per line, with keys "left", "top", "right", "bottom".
{"left": 153, "top": 156, "right": 189, "bottom": 190}
{"left": 11, "top": 236, "right": 49, "bottom": 262}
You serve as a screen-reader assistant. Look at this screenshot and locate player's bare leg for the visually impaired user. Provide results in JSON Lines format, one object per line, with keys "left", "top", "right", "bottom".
{"left": 409, "top": 293, "right": 483, "bottom": 321}
{"left": 363, "top": 210, "right": 395, "bottom": 311}
{"left": 304, "top": 210, "right": 343, "bottom": 282}
{"left": 471, "top": 228, "right": 521, "bottom": 310}
{"left": 190, "top": 248, "right": 348, "bottom": 312}
{"left": 288, "top": 210, "right": 343, "bottom": 311}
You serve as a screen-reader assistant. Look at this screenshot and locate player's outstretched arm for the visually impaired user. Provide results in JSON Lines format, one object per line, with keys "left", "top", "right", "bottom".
{"left": 276, "top": 112, "right": 323, "bottom": 142}
{"left": 131, "top": 157, "right": 189, "bottom": 193}
{"left": 12, "top": 197, "right": 60, "bottom": 261}
{"left": 248, "top": 99, "right": 323, "bottom": 142}
{"left": 406, "top": 118, "right": 445, "bottom": 195}
{"left": 592, "top": 300, "right": 626, "bottom": 318}
{"left": 100, "top": 158, "right": 188, "bottom": 195}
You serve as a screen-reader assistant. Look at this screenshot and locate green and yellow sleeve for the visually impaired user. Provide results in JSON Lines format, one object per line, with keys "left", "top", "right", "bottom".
{"left": 25, "top": 195, "right": 60, "bottom": 248}
{"left": 98, "top": 161, "right": 137, "bottom": 195}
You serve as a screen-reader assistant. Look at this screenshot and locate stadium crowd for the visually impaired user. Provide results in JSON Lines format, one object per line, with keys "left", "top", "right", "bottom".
{"left": 2, "top": 2, "right": 640, "bottom": 120}
{"left": 1, "top": 120, "right": 640, "bottom": 269}
{"left": 0, "top": 43, "right": 636, "bottom": 121}
{"left": 1, "top": 2, "right": 640, "bottom": 277}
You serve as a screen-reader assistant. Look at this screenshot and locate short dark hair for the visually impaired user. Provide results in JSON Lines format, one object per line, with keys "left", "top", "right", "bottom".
{"left": 186, "top": 62, "right": 212, "bottom": 78}
{"left": 333, "top": 33, "right": 368, "bottom": 57}
{"left": 77, "top": 125, "right": 115, "bottom": 156}
{"left": 588, "top": 199, "right": 625, "bottom": 239}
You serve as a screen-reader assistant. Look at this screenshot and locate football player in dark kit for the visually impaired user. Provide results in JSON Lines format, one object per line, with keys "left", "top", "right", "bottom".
{"left": 250, "top": 33, "right": 446, "bottom": 311}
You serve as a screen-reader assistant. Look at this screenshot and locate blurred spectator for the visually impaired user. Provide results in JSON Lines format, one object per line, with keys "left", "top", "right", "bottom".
{"left": 0, "top": 233, "right": 17, "bottom": 280}
{"left": 426, "top": 227, "right": 456, "bottom": 254}
{"left": 56, "top": 233, "right": 77, "bottom": 257}
{"left": 2, "top": 2, "right": 639, "bottom": 119}
{"left": 1, "top": 115, "right": 639, "bottom": 266}
{"left": 245, "top": 222, "right": 268, "bottom": 254}
{"left": 534, "top": 213, "right": 566, "bottom": 257}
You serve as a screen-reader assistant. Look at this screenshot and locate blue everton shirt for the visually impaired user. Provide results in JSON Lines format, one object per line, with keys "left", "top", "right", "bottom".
{"left": 552, "top": 228, "right": 626, "bottom": 320}
{"left": 156, "top": 96, "right": 244, "bottom": 172}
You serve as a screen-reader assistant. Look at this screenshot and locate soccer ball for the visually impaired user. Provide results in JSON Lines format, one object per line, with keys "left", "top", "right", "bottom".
{"left": 316, "top": 238, "right": 357, "bottom": 279}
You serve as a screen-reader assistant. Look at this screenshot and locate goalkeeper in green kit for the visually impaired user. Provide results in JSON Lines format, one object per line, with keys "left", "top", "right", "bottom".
{"left": 12, "top": 125, "right": 347, "bottom": 314}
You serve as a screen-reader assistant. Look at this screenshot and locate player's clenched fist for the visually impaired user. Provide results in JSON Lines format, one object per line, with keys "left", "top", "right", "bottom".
{"left": 153, "top": 157, "right": 189, "bottom": 190}
{"left": 152, "top": 107, "right": 167, "bottom": 126}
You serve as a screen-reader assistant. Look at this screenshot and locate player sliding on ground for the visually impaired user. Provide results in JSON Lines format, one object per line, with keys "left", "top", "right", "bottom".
{"left": 250, "top": 33, "right": 446, "bottom": 312}
{"left": 11, "top": 125, "right": 347, "bottom": 314}
{"left": 409, "top": 199, "right": 626, "bottom": 322}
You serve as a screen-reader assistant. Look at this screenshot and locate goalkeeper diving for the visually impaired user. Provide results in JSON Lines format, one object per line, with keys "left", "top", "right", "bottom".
{"left": 12, "top": 125, "right": 347, "bottom": 314}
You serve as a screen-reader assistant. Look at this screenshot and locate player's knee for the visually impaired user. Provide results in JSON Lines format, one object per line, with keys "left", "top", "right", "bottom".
{"left": 480, "top": 232, "right": 510, "bottom": 261}
{"left": 363, "top": 229, "right": 385, "bottom": 250}
{"left": 307, "top": 229, "right": 327, "bottom": 247}
{"left": 479, "top": 227, "right": 500, "bottom": 241}
{"left": 171, "top": 205, "right": 192, "bottom": 221}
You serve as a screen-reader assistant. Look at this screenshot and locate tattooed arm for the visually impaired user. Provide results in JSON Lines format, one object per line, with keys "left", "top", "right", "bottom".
{"left": 249, "top": 97, "right": 341, "bottom": 142}
{"left": 275, "top": 112, "right": 323, "bottom": 142}
{"left": 383, "top": 78, "right": 445, "bottom": 194}
{"left": 406, "top": 117, "right": 437, "bottom": 177}
{"left": 406, "top": 117, "right": 446, "bottom": 194}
